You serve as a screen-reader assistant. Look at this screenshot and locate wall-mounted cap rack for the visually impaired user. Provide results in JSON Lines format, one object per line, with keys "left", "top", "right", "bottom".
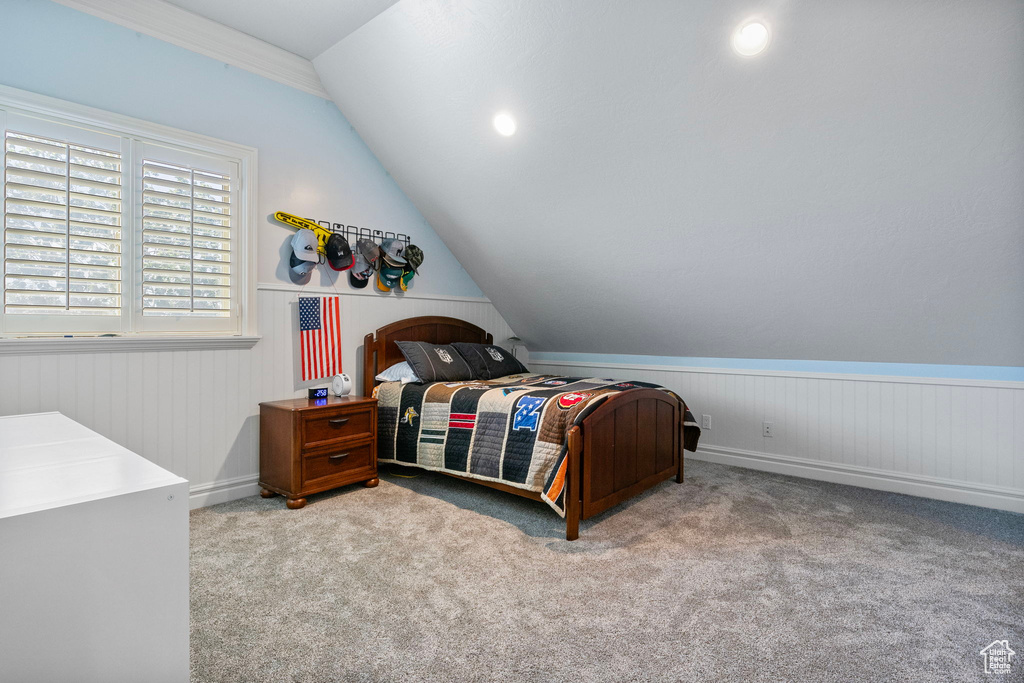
{"left": 314, "top": 220, "right": 410, "bottom": 248}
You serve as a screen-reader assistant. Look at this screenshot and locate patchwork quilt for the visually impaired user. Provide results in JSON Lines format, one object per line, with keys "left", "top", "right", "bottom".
{"left": 374, "top": 374, "right": 701, "bottom": 515}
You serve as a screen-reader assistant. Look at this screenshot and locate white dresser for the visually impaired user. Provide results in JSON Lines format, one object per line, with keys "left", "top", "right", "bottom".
{"left": 0, "top": 412, "right": 189, "bottom": 683}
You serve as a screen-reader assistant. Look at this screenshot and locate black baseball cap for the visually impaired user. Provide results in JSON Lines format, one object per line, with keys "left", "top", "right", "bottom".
{"left": 326, "top": 233, "right": 354, "bottom": 271}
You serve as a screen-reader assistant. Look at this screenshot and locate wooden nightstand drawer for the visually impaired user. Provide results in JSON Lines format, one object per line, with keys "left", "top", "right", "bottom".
{"left": 302, "top": 407, "right": 373, "bottom": 448}
{"left": 302, "top": 441, "right": 374, "bottom": 487}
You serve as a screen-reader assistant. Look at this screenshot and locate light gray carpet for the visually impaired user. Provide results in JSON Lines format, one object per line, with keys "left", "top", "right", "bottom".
{"left": 190, "top": 461, "right": 1024, "bottom": 682}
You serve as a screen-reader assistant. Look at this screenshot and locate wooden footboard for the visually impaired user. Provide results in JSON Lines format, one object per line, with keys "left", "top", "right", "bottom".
{"left": 564, "top": 388, "right": 681, "bottom": 540}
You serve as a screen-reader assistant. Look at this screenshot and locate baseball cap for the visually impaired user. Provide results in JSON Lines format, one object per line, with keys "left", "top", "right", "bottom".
{"left": 326, "top": 233, "right": 354, "bottom": 271}
{"left": 399, "top": 264, "right": 415, "bottom": 291}
{"left": 291, "top": 229, "right": 319, "bottom": 263}
{"left": 348, "top": 249, "right": 373, "bottom": 289}
{"left": 376, "top": 263, "right": 404, "bottom": 291}
{"left": 356, "top": 238, "right": 380, "bottom": 269}
{"left": 289, "top": 252, "right": 316, "bottom": 276}
{"left": 403, "top": 244, "right": 423, "bottom": 275}
{"left": 379, "top": 238, "right": 407, "bottom": 267}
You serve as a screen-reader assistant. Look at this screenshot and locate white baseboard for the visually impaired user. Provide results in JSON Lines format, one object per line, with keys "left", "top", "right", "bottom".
{"left": 187, "top": 448, "right": 1024, "bottom": 516}
{"left": 691, "top": 445, "right": 1024, "bottom": 515}
{"left": 188, "top": 474, "right": 260, "bottom": 509}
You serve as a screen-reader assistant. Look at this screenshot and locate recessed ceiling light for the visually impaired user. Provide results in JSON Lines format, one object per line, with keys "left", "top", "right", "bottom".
{"left": 493, "top": 112, "right": 517, "bottom": 136}
{"left": 732, "top": 20, "right": 770, "bottom": 57}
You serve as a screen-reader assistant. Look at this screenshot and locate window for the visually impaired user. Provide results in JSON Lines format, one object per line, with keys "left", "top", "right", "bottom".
{"left": 0, "top": 85, "right": 256, "bottom": 338}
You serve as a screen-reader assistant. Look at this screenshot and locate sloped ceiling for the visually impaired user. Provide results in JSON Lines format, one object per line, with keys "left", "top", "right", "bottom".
{"left": 313, "top": 0, "right": 1024, "bottom": 365}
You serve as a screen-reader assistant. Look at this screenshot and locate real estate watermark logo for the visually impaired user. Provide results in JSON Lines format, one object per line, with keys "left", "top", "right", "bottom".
{"left": 980, "top": 640, "right": 1016, "bottom": 675}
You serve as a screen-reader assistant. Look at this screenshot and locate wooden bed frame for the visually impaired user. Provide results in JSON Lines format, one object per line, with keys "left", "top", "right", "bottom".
{"left": 363, "top": 316, "right": 684, "bottom": 540}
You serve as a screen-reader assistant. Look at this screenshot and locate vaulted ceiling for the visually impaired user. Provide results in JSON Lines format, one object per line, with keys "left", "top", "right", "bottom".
{"left": 310, "top": 0, "right": 1024, "bottom": 366}
{"left": 166, "top": 0, "right": 1024, "bottom": 365}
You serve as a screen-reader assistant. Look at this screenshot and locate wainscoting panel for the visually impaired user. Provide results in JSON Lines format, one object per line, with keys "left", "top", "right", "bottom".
{"left": 530, "top": 359, "right": 1024, "bottom": 514}
{"left": 0, "top": 286, "right": 517, "bottom": 507}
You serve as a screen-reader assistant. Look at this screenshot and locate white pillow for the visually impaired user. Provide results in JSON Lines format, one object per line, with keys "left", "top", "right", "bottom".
{"left": 375, "top": 361, "right": 422, "bottom": 384}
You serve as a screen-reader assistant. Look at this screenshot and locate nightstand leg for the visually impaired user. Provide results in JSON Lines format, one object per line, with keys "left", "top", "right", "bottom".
{"left": 260, "top": 488, "right": 277, "bottom": 498}
{"left": 364, "top": 478, "right": 380, "bottom": 488}
{"left": 286, "top": 497, "right": 307, "bottom": 509}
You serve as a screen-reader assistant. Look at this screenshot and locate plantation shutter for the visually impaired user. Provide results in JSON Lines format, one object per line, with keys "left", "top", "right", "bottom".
{"left": 3, "top": 117, "right": 124, "bottom": 332}
{"left": 139, "top": 143, "right": 237, "bottom": 332}
{"left": 0, "top": 97, "right": 250, "bottom": 339}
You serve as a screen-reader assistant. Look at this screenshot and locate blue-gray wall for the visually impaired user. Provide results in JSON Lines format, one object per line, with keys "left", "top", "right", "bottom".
{"left": 0, "top": 0, "right": 483, "bottom": 298}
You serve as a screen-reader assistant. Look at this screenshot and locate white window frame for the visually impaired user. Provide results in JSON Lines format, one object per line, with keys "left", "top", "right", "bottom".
{"left": 0, "top": 84, "right": 258, "bottom": 352}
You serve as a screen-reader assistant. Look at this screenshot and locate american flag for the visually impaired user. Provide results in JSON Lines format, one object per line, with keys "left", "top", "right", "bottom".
{"left": 299, "top": 296, "right": 342, "bottom": 381}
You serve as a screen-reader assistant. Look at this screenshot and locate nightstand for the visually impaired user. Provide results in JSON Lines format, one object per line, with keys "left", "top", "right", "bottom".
{"left": 258, "top": 395, "right": 378, "bottom": 509}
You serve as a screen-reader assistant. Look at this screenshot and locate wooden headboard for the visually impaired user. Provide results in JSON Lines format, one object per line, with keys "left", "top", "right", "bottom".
{"left": 362, "top": 316, "right": 493, "bottom": 396}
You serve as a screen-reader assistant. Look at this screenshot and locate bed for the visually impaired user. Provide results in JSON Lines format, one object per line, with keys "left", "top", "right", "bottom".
{"left": 363, "top": 316, "right": 700, "bottom": 540}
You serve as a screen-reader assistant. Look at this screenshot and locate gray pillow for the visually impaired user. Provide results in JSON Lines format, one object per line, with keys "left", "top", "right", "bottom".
{"left": 395, "top": 341, "right": 475, "bottom": 382}
{"left": 451, "top": 342, "right": 530, "bottom": 380}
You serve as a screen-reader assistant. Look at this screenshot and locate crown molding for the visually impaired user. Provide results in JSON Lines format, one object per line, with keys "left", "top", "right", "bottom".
{"left": 52, "top": 0, "right": 330, "bottom": 99}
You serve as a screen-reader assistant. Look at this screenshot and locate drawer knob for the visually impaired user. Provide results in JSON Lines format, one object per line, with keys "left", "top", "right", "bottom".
{"left": 329, "top": 453, "right": 350, "bottom": 461}
{"left": 329, "top": 418, "right": 350, "bottom": 426}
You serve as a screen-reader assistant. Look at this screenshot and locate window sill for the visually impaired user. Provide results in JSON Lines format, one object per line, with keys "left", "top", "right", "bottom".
{"left": 0, "top": 335, "right": 261, "bottom": 356}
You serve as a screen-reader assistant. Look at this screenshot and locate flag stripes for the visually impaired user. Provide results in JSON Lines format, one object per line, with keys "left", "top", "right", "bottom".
{"left": 299, "top": 296, "right": 342, "bottom": 381}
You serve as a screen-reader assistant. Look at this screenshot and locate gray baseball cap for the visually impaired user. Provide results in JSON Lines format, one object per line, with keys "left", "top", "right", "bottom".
{"left": 379, "top": 238, "right": 407, "bottom": 267}
{"left": 291, "top": 229, "right": 319, "bottom": 263}
{"left": 356, "top": 238, "right": 380, "bottom": 268}
{"left": 348, "top": 249, "right": 373, "bottom": 288}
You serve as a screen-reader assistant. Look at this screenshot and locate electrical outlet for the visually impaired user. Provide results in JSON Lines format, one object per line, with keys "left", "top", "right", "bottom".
{"left": 763, "top": 421, "right": 774, "bottom": 438}
{"left": 701, "top": 414, "right": 711, "bottom": 430}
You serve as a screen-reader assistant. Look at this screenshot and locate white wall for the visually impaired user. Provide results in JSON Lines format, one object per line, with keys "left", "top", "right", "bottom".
{"left": 532, "top": 358, "right": 1024, "bottom": 514}
{"left": 0, "top": 287, "right": 515, "bottom": 506}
